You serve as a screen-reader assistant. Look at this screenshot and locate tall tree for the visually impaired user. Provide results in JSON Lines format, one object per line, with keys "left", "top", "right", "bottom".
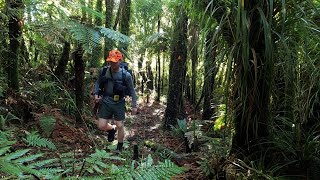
{"left": 54, "top": 41, "right": 71, "bottom": 80}
{"left": 7, "top": 0, "right": 23, "bottom": 91}
{"left": 230, "top": 0, "right": 273, "bottom": 157}
{"left": 119, "top": 0, "right": 131, "bottom": 52}
{"left": 163, "top": 6, "right": 188, "bottom": 129}
{"left": 104, "top": 0, "right": 114, "bottom": 58}
{"left": 190, "top": 23, "right": 198, "bottom": 106}
{"left": 202, "top": 30, "right": 217, "bottom": 120}
{"left": 89, "top": 0, "right": 103, "bottom": 68}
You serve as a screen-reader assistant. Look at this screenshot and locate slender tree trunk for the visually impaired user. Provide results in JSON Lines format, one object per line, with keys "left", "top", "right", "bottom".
{"left": 74, "top": 46, "right": 85, "bottom": 124}
{"left": 87, "top": 0, "right": 93, "bottom": 24}
{"left": 20, "top": 38, "right": 29, "bottom": 64}
{"left": 104, "top": 0, "right": 114, "bottom": 58}
{"left": 164, "top": 6, "right": 188, "bottom": 129}
{"left": 156, "top": 15, "right": 161, "bottom": 102}
{"left": 146, "top": 60, "right": 154, "bottom": 90}
{"left": 54, "top": 41, "right": 70, "bottom": 80}
{"left": 7, "top": 0, "right": 23, "bottom": 91}
{"left": 119, "top": 0, "right": 131, "bottom": 52}
{"left": 202, "top": 30, "right": 217, "bottom": 120}
{"left": 190, "top": 23, "right": 198, "bottom": 106}
{"left": 89, "top": 0, "right": 103, "bottom": 68}
{"left": 113, "top": 0, "right": 124, "bottom": 30}
{"left": 48, "top": 45, "right": 56, "bottom": 71}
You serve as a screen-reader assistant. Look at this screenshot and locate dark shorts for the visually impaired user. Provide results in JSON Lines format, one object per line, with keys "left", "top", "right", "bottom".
{"left": 98, "top": 100, "right": 126, "bottom": 120}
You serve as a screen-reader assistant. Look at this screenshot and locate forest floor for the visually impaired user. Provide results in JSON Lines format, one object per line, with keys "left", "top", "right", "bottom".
{"left": 27, "top": 97, "right": 209, "bottom": 179}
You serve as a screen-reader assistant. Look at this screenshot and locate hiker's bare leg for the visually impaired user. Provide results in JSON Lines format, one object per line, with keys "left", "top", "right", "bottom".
{"left": 114, "top": 120, "right": 124, "bottom": 142}
{"left": 97, "top": 118, "right": 113, "bottom": 131}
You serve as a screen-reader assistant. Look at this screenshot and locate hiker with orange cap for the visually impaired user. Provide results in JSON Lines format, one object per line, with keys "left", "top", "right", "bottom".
{"left": 93, "top": 49, "right": 137, "bottom": 153}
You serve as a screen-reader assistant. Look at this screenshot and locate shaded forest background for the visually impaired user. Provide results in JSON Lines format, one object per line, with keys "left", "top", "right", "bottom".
{"left": 1, "top": 0, "right": 320, "bottom": 179}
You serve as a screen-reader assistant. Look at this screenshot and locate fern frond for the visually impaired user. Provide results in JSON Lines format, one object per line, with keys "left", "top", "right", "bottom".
{"left": 0, "top": 161, "right": 23, "bottom": 177}
{"left": 109, "top": 157, "right": 185, "bottom": 180}
{"left": 13, "top": 153, "right": 44, "bottom": 164}
{"left": 3, "top": 149, "right": 31, "bottom": 161}
{"left": 28, "top": 158, "right": 60, "bottom": 169}
{"left": 39, "top": 115, "right": 56, "bottom": 137}
{"left": 68, "top": 21, "right": 101, "bottom": 53}
{"left": 0, "top": 146, "right": 12, "bottom": 156}
{"left": 24, "top": 131, "right": 56, "bottom": 150}
{"left": 99, "top": 26, "right": 132, "bottom": 44}
{"left": 0, "top": 139, "right": 16, "bottom": 147}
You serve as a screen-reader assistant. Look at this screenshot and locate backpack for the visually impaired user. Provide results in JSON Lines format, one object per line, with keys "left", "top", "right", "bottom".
{"left": 98, "top": 62, "right": 133, "bottom": 97}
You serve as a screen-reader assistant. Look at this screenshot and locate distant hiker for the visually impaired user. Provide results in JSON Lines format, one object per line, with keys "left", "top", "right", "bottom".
{"left": 93, "top": 49, "right": 137, "bottom": 153}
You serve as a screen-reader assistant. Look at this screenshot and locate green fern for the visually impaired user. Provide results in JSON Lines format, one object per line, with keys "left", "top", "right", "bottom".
{"left": 0, "top": 113, "right": 21, "bottom": 130}
{"left": 84, "top": 149, "right": 125, "bottom": 175}
{"left": 39, "top": 115, "right": 56, "bottom": 137}
{"left": 23, "top": 131, "right": 56, "bottom": 150}
{"left": 109, "top": 155, "right": 185, "bottom": 180}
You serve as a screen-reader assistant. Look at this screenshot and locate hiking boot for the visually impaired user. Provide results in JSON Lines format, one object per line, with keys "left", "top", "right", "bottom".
{"left": 107, "top": 128, "right": 117, "bottom": 142}
{"left": 116, "top": 142, "right": 123, "bottom": 153}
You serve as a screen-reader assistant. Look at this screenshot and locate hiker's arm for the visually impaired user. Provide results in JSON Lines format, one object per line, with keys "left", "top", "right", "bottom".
{"left": 126, "top": 73, "right": 137, "bottom": 109}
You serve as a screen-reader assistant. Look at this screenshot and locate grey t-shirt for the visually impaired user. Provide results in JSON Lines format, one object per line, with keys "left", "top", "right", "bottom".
{"left": 94, "top": 67, "right": 137, "bottom": 108}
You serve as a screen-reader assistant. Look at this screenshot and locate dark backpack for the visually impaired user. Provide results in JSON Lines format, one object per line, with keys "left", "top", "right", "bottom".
{"left": 98, "top": 62, "right": 133, "bottom": 97}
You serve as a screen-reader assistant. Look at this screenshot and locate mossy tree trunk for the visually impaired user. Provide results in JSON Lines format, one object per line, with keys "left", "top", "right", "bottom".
{"left": 7, "top": 0, "right": 23, "bottom": 91}
{"left": 163, "top": 6, "right": 188, "bottom": 129}
{"left": 74, "top": 46, "right": 85, "bottom": 124}
{"left": 119, "top": 0, "right": 131, "bottom": 52}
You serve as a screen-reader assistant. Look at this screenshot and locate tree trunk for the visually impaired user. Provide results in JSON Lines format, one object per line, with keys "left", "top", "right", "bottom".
{"left": 89, "top": 0, "right": 103, "bottom": 68}
{"left": 7, "top": 0, "right": 23, "bottom": 91}
{"left": 163, "top": 6, "right": 188, "bottom": 129}
{"left": 202, "top": 30, "right": 217, "bottom": 120}
{"left": 190, "top": 23, "right": 198, "bottom": 106}
{"left": 54, "top": 41, "right": 70, "bottom": 80}
{"left": 20, "top": 38, "right": 29, "bottom": 64}
{"left": 146, "top": 60, "right": 154, "bottom": 90}
{"left": 73, "top": 46, "right": 85, "bottom": 124}
{"left": 230, "top": 1, "right": 272, "bottom": 157}
{"left": 119, "top": 0, "right": 131, "bottom": 52}
{"left": 156, "top": 15, "right": 161, "bottom": 102}
{"left": 48, "top": 45, "right": 56, "bottom": 71}
{"left": 113, "top": 0, "right": 124, "bottom": 30}
{"left": 104, "top": 0, "right": 114, "bottom": 58}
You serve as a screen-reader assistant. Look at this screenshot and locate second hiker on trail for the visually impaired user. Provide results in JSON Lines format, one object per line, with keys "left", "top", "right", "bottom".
{"left": 93, "top": 49, "right": 137, "bottom": 153}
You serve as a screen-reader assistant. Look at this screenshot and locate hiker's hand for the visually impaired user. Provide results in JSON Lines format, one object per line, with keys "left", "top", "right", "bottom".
{"left": 94, "top": 95, "right": 102, "bottom": 103}
{"left": 132, "top": 108, "right": 137, "bottom": 115}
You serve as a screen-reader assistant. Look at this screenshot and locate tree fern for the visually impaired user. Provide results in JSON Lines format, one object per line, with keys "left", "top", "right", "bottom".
{"left": 23, "top": 131, "right": 56, "bottom": 150}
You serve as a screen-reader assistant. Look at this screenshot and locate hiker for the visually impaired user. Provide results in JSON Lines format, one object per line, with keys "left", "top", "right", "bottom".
{"left": 93, "top": 49, "right": 137, "bottom": 153}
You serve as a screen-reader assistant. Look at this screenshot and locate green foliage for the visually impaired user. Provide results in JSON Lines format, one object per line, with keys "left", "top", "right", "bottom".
{"left": 83, "top": 149, "right": 124, "bottom": 175}
{"left": 23, "top": 131, "right": 56, "bottom": 150}
{"left": 170, "top": 118, "right": 188, "bottom": 137}
{"left": 39, "top": 115, "right": 56, "bottom": 137}
{"left": 109, "top": 154, "right": 185, "bottom": 180}
{"left": 0, "top": 139, "right": 62, "bottom": 179}
{"left": 33, "top": 80, "right": 60, "bottom": 105}
{"left": 214, "top": 104, "right": 226, "bottom": 131}
{"left": 0, "top": 75, "right": 7, "bottom": 98}
{"left": 0, "top": 113, "right": 20, "bottom": 130}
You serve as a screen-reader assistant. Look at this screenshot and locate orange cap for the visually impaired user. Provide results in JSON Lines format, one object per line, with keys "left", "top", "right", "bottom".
{"left": 106, "top": 49, "right": 123, "bottom": 62}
